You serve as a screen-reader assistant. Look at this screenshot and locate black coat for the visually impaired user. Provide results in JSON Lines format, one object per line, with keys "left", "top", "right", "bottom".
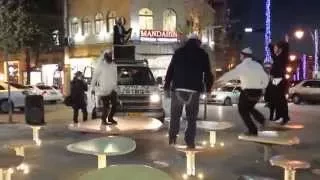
{"left": 269, "top": 42, "right": 289, "bottom": 78}
{"left": 70, "top": 78, "right": 88, "bottom": 108}
{"left": 164, "top": 39, "right": 214, "bottom": 92}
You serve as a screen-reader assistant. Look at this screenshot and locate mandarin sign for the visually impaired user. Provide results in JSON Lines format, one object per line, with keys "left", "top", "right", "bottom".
{"left": 140, "top": 30, "right": 178, "bottom": 42}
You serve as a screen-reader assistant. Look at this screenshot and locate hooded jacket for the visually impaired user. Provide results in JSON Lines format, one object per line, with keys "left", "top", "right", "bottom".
{"left": 164, "top": 39, "right": 214, "bottom": 92}
{"left": 91, "top": 60, "right": 117, "bottom": 96}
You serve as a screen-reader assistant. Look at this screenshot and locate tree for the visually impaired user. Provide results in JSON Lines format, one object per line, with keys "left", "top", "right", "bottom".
{"left": 0, "top": 1, "right": 38, "bottom": 122}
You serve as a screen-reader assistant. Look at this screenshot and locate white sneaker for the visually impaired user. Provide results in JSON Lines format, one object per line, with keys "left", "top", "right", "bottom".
{"left": 275, "top": 118, "right": 284, "bottom": 124}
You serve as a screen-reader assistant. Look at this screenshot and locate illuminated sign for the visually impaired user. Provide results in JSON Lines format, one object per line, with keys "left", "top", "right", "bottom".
{"left": 140, "top": 30, "right": 178, "bottom": 42}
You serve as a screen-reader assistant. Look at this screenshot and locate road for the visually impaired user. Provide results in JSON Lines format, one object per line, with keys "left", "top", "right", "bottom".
{"left": 0, "top": 103, "right": 319, "bottom": 179}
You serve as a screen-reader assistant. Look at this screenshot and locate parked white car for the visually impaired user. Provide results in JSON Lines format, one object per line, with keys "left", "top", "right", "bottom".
{"left": 0, "top": 82, "right": 31, "bottom": 112}
{"left": 207, "top": 86, "right": 242, "bottom": 106}
{"left": 288, "top": 80, "right": 320, "bottom": 104}
{"left": 28, "top": 84, "right": 63, "bottom": 103}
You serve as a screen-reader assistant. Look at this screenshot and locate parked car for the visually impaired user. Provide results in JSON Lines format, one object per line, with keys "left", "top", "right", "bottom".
{"left": 207, "top": 85, "right": 242, "bottom": 106}
{"left": 28, "top": 84, "right": 64, "bottom": 103}
{"left": 288, "top": 80, "right": 320, "bottom": 104}
{"left": 0, "top": 82, "right": 31, "bottom": 112}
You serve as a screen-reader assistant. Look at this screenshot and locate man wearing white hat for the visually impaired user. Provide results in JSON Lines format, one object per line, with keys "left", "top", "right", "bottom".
{"left": 215, "top": 47, "right": 269, "bottom": 136}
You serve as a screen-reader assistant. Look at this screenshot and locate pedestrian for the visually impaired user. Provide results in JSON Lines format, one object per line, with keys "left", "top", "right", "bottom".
{"left": 215, "top": 48, "right": 269, "bottom": 136}
{"left": 91, "top": 52, "right": 118, "bottom": 125}
{"left": 70, "top": 71, "right": 88, "bottom": 124}
{"left": 264, "top": 80, "right": 277, "bottom": 121}
{"left": 164, "top": 34, "right": 213, "bottom": 149}
{"left": 269, "top": 35, "right": 290, "bottom": 125}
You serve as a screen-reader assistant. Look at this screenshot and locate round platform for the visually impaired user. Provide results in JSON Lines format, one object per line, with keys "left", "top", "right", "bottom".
{"left": 197, "top": 121, "right": 233, "bottom": 131}
{"left": 68, "top": 117, "right": 163, "bottom": 134}
{"left": 266, "top": 123, "right": 304, "bottom": 131}
{"left": 67, "top": 136, "right": 136, "bottom": 156}
{"left": 270, "top": 155, "right": 310, "bottom": 170}
{"left": 4, "top": 140, "right": 35, "bottom": 148}
{"left": 238, "top": 131, "right": 300, "bottom": 146}
{"left": 79, "top": 165, "right": 173, "bottom": 180}
{"left": 174, "top": 145, "right": 206, "bottom": 153}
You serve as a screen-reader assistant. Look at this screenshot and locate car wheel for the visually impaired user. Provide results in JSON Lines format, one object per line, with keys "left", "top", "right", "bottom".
{"left": 223, "top": 98, "right": 232, "bottom": 106}
{"left": 0, "top": 100, "right": 13, "bottom": 113}
{"left": 292, "top": 94, "right": 301, "bottom": 104}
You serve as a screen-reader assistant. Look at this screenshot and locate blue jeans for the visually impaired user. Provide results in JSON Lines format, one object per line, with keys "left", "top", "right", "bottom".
{"left": 169, "top": 90, "right": 200, "bottom": 146}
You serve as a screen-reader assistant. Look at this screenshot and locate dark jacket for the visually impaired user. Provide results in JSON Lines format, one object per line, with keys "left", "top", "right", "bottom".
{"left": 269, "top": 42, "right": 289, "bottom": 78}
{"left": 70, "top": 78, "right": 88, "bottom": 108}
{"left": 164, "top": 39, "right": 214, "bottom": 92}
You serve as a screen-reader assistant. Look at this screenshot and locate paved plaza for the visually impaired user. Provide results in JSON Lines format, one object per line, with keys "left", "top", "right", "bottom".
{"left": 0, "top": 103, "right": 319, "bottom": 180}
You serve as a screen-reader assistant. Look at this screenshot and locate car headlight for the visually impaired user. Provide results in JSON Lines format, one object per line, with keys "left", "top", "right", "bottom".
{"left": 200, "top": 94, "right": 207, "bottom": 100}
{"left": 150, "top": 93, "right": 161, "bottom": 103}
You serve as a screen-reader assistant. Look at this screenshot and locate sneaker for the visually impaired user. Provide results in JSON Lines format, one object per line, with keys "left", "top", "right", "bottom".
{"left": 102, "top": 121, "right": 113, "bottom": 126}
{"left": 108, "top": 119, "right": 118, "bottom": 125}
{"left": 169, "top": 137, "right": 177, "bottom": 146}
{"left": 243, "top": 131, "right": 258, "bottom": 136}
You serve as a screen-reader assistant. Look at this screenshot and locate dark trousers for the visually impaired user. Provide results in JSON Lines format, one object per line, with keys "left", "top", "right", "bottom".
{"left": 274, "top": 80, "right": 289, "bottom": 121}
{"left": 101, "top": 91, "right": 117, "bottom": 123}
{"left": 238, "top": 89, "right": 265, "bottom": 134}
{"left": 169, "top": 90, "right": 200, "bottom": 146}
{"left": 73, "top": 106, "right": 88, "bottom": 123}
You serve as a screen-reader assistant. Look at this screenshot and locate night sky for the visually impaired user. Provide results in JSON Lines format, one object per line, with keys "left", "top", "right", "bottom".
{"left": 229, "top": 0, "right": 320, "bottom": 60}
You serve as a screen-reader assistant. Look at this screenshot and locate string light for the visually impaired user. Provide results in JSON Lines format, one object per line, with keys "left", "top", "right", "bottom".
{"left": 297, "top": 68, "right": 300, "bottom": 81}
{"left": 302, "top": 54, "right": 307, "bottom": 79}
{"left": 314, "top": 29, "right": 319, "bottom": 73}
{"left": 264, "top": 0, "right": 272, "bottom": 63}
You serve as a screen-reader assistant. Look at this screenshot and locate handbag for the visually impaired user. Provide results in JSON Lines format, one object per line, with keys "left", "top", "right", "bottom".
{"left": 64, "top": 96, "right": 73, "bottom": 106}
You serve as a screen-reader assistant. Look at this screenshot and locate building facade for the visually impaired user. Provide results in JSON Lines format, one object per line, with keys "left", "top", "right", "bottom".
{"left": 64, "top": 0, "right": 215, "bottom": 93}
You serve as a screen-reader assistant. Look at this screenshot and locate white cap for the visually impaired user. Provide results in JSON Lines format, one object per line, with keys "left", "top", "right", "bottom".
{"left": 188, "top": 33, "right": 200, "bottom": 40}
{"left": 241, "top": 47, "right": 253, "bottom": 55}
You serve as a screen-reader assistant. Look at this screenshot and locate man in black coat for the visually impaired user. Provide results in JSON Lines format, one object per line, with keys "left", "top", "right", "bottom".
{"left": 71, "top": 71, "right": 88, "bottom": 124}
{"left": 113, "top": 17, "right": 132, "bottom": 45}
{"left": 164, "top": 35, "right": 213, "bottom": 148}
{"left": 268, "top": 35, "right": 290, "bottom": 125}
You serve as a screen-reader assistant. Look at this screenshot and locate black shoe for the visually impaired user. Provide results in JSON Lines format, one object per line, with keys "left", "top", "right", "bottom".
{"left": 108, "top": 119, "right": 118, "bottom": 125}
{"left": 186, "top": 143, "right": 195, "bottom": 149}
{"left": 169, "top": 136, "right": 177, "bottom": 145}
{"left": 243, "top": 131, "right": 258, "bottom": 136}
{"left": 102, "top": 121, "right": 112, "bottom": 125}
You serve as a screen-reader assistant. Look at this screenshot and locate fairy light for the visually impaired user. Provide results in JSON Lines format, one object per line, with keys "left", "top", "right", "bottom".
{"left": 314, "top": 29, "right": 319, "bottom": 73}
{"left": 302, "top": 55, "right": 307, "bottom": 79}
{"left": 297, "top": 68, "right": 300, "bottom": 81}
{"left": 264, "top": 0, "right": 272, "bottom": 63}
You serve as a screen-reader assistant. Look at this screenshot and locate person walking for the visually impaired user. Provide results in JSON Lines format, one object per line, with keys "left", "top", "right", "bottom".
{"left": 269, "top": 35, "right": 290, "bottom": 125}
{"left": 164, "top": 34, "right": 213, "bottom": 149}
{"left": 91, "top": 52, "right": 118, "bottom": 125}
{"left": 215, "top": 48, "right": 269, "bottom": 136}
{"left": 71, "top": 71, "right": 88, "bottom": 124}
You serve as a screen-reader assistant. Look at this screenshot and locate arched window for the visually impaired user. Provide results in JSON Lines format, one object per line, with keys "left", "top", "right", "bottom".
{"left": 82, "top": 17, "right": 92, "bottom": 35}
{"left": 70, "top": 18, "right": 79, "bottom": 35}
{"left": 95, "top": 13, "right": 104, "bottom": 34}
{"left": 107, "top": 11, "right": 116, "bottom": 32}
{"left": 139, "top": 8, "right": 153, "bottom": 30}
{"left": 163, "top": 9, "right": 176, "bottom": 31}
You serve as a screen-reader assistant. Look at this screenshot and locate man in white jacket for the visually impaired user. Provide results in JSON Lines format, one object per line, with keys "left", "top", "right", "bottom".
{"left": 216, "top": 48, "right": 269, "bottom": 136}
{"left": 91, "top": 52, "right": 118, "bottom": 125}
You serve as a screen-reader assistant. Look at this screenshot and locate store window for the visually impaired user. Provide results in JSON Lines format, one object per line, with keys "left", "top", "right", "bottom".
{"left": 139, "top": 8, "right": 153, "bottom": 30}
{"left": 107, "top": 11, "right": 116, "bottom": 32}
{"left": 95, "top": 13, "right": 104, "bottom": 34}
{"left": 163, "top": 9, "right": 176, "bottom": 31}
{"left": 70, "top": 18, "right": 79, "bottom": 35}
{"left": 82, "top": 17, "right": 92, "bottom": 35}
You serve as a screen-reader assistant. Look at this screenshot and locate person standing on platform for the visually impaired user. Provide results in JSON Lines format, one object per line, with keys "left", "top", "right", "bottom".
{"left": 71, "top": 71, "right": 88, "bottom": 124}
{"left": 91, "top": 52, "right": 118, "bottom": 125}
{"left": 269, "top": 35, "right": 290, "bottom": 125}
{"left": 215, "top": 48, "right": 269, "bottom": 136}
{"left": 164, "top": 34, "right": 213, "bottom": 149}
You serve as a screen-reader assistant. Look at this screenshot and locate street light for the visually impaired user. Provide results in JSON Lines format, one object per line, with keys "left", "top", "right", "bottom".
{"left": 289, "top": 54, "right": 297, "bottom": 61}
{"left": 285, "top": 74, "right": 291, "bottom": 79}
{"left": 286, "top": 67, "right": 293, "bottom": 73}
{"left": 244, "top": 28, "right": 253, "bottom": 33}
{"left": 294, "top": 30, "right": 305, "bottom": 39}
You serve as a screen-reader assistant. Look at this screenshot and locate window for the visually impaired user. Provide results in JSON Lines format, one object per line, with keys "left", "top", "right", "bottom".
{"left": 70, "top": 18, "right": 79, "bottom": 35}
{"left": 220, "top": 86, "right": 234, "bottom": 92}
{"left": 163, "top": 9, "right": 176, "bottom": 31}
{"left": 107, "top": 11, "right": 116, "bottom": 32}
{"left": 95, "top": 13, "right": 104, "bottom": 34}
{"left": 118, "top": 66, "right": 155, "bottom": 85}
{"left": 82, "top": 17, "right": 92, "bottom": 35}
{"left": 303, "top": 81, "right": 320, "bottom": 88}
{"left": 139, "top": 8, "right": 153, "bottom": 30}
